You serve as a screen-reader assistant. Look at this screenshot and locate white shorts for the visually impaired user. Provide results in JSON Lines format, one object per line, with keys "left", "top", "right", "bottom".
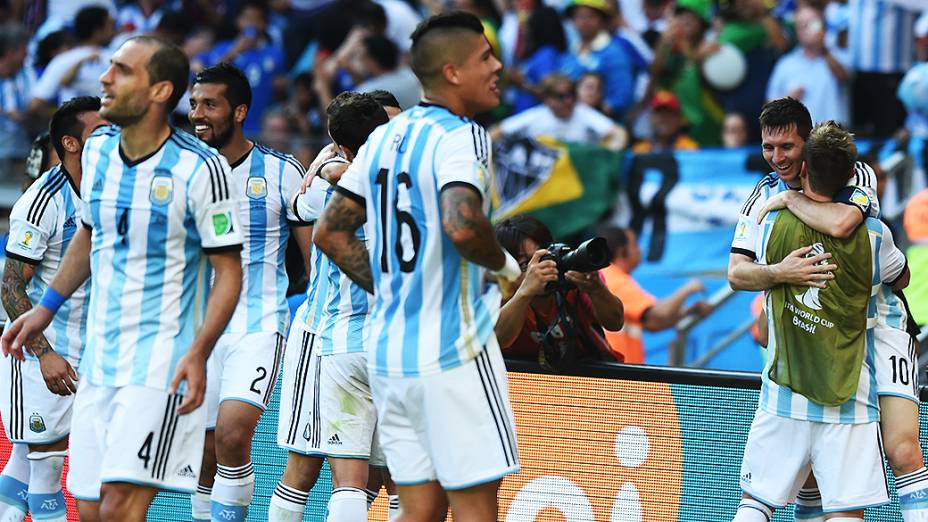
{"left": 0, "top": 356, "right": 74, "bottom": 445}
{"left": 740, "top": 410, "right": 889, "bottom": 512}
{"left": 873, "top": 327, "right": 919, "bottom": 402}
{"left": 318, "top": 351, "right": 383, "bottom": 465}
{"left": 66, "top": 380, "right": 206, "bottom": 501}
{"left": 277, "top": 323, "right": 324, "bottom": 456}
{"left": 370, "top": 338, "right": 520, "bottom": 489}
{"left": 205, "top": 331, "right": 284, "bottom": 428}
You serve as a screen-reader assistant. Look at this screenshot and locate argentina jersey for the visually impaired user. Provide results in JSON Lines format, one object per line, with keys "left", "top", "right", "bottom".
{"left": 295, "top": 175, "right": 371, "bottom": 355}
{"left": 756, "top": 213, "right": 903, "bottom": 424}
{"left": 4, "top": 165, "right": 89, "bottom": 364}
{"left": 225, "top": 143, "right": 306, "bottom": 335}
{"left": 337, "top": 103, "right": 502, "bottom": 377}
{"left": 78, "top": 126, "right": 243, "bottom": 391}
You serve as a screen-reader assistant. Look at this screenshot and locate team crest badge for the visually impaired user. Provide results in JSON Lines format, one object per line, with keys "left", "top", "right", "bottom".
{"left": 29, "top": 413, "right": 46, "bottom": 433}
{"left": 246, "top": 176, "right": 268, "bottom": 199}
{"left": 150, "top": 177, "right": 174, "bottom": 205}
{"left": 851, "top": 188, "right": 870, "bottom": 208}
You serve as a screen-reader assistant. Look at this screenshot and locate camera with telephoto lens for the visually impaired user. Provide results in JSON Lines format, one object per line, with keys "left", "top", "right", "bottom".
{"left": 541, "top": 237, "right": 611, "bottom": 292}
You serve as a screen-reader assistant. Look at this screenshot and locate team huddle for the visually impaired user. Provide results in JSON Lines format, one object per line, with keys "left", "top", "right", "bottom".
{"left": 0, "top": 11, "right": 523, "bottom": 522}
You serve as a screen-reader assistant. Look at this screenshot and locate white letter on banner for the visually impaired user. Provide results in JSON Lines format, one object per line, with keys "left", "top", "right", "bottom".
{"left": 611, "top": 483, "right": 643, "bottom": 522}
{"left": 506, "top": 476, "right": 594, "bottom": 522}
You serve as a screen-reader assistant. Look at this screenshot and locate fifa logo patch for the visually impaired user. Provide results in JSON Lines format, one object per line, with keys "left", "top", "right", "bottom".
{"left": 29, "top": 413, "right": 46, "bottom": 433}
{"left": 150, "top": 177, "right": 174, "bottom": 205}
{"left": 246, "top": 176, "right": 268, "bottom": 200}
{"left": 212, "top": 212, "right": 235, "bottom": 237}
{"left": 19, "top": 230, "right": 34, "bottom": 249}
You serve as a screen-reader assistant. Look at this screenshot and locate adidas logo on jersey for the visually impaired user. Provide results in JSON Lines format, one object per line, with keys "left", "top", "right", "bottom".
{"left": 328, "top": 434, "right": 342, "bottom": 446}
{"left": 741, "top": 472, "right": 752, "bottom": 483}
{"left": 177, "top": 465, "right": 196, "bottom": 478}
{"left": 63, "top": 216, "right": 76, "bottom": 229}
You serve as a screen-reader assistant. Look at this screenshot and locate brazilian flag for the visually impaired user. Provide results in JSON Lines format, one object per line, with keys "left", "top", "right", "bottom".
{"left": 492, "top": 135, "right": 623, "bottom": 238}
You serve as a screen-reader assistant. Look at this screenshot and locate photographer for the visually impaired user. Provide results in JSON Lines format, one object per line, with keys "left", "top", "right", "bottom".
{"left": 494, "top": 216, "right": 624, "bottom": 363}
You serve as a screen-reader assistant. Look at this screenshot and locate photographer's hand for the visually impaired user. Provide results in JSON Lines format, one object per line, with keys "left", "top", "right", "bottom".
{"left": 517, "top": 250, "right": 558, "bottom": 298}
{"left": 566, "top": 270, "right": 624, "bottom": 332}
{"left": 565, "top": 271, "right": 607, "bottom": 294}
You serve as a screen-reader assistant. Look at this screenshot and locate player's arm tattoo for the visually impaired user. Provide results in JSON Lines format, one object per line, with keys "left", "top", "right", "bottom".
{"left": 1, "top": 259, "right": 53, "bottom": 357}
{"left": 315, "top": 193, "right": 374, "bottom": 294}
{"left": 440, "top": 185, "right": 505, "bottom": 270}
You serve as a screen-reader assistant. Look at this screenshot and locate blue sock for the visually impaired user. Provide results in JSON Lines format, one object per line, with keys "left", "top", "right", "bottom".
{"left": 0, "top": 475, "right": 28, "bottom": 515}
{"left": 898, "top": 467, "right": 928, "bottom": 521}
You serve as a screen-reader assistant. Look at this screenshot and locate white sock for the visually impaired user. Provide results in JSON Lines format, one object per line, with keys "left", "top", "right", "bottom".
{"left": 210, "top": 462, "right": 254, "bottom": 522}
{"left": 365, "top": 488, "right": 378, "bottom": 509}
{"left": 388, "top": 494, "right": 400, "bottom": 521}
{"left": 794, "top": 487, "right": 824, "bottom": 521}
{"left": 191, "top": 484, "right": 212, "bottom": 521}
{"left": 326, "top": 487, "right": 367, "bottom": 522}
{"left": 0, "top": 444, "right": 29, "bottom": 520}
{"left": 26, "top": 451, "right": 66, "bottom": 522}
{"left": 733, "top": 498, "right": 772, "bottom": 522}
{"left": 898, "top": 467, "right": 928, "bottom": 521}
{"left": 268, "top": 482, "right": 309, "bottom": 522}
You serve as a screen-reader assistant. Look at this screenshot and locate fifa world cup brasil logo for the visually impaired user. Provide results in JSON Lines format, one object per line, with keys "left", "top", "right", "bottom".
{"left": 795, "top": 242, "right": 827, "bottom": 311}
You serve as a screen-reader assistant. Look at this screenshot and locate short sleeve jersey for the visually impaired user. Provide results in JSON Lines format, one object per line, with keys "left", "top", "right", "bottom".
{"left": 337, "top": 103, "right": 502, "bottom": 377}
{"left": 225, "top": 144, "right": 306, "bottom": 335}
{"left": 4, "top": 165, "right": 89, "bottom": 364}
{"left": 78, "top": 126, "right": 243, "bottom": 391}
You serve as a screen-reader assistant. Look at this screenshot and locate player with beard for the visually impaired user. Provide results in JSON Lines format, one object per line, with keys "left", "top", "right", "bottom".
{"left": 2, "top": 36, "right": 243, "bottom": 521}
{"left": 187, "top": 63, "right": 312, "bottom": 521}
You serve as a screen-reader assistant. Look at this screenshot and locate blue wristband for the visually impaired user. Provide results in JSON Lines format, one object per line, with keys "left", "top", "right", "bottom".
{"left": 38, "top": 288, "right": 65, "bottom": 314}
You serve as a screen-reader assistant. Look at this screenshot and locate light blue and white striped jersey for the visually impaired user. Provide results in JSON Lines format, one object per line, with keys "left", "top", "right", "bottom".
{"left": 79, "top": 126, "right": 243, "bottom": 391}
{"left": 731, "top": 162, "right": 879, "bottom": 261}
{"left": 756, "top": 212, "right": 905, "bottom": 424}
{"left": 294, "top": 175, "right": 371, "bottom": 356}
{"left": 4, "top": 165, "right": 89, "bottom": 365}
{"left": 849, "top": 0, "right": 918, "bottom": 73}
{"left": 0, "top": 67, "right": 35, "bottom": 115}
{"left": 225, "top": 143, "right": 306, "bottom": 335}
{"left": 337, "top": 103, "right": 502, "bottom": 377}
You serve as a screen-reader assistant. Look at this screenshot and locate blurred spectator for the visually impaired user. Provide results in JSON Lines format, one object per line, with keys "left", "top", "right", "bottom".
{"left": 283, "top": 72, "right": 326, "bottom": 139}
{"left": 492, "top": 73, "right": 628, "bottom": 149}
{"left": 150, "top": 10, "right": 194, "bottom": 48}
{"left": 917, "top": 12, "right": 928, "bottom": 62}
{"left": 903, "top": 187, "right": 928, "bottom": 326}
{"left": 620, "top": 0, "right": 673, "bottom": 49}
{"left": 22, "top": 131, "right": 58, "bottom": 190}
{"left": 576, "top": 71, "right": 605, "bottom": 112}
{"left": 848, "top": 0, "right": 920, "bottom": 137}
{"left": 766, "top": 4, "right": 849, "bottom": 124}
{"left": 261, "top": 108, "right": 297, "bottom": 154}
{"left": 721, "top": 112, "right": 748, "bottom": 148}
{"left": 644, "top": 0, "right": 723, "bottom": 145}
{"left": 356, "top": 35, "right": 421, "bottom": 110}
{"left": 31, "top": 0, "right": 115, "bottom": 50}
{"left": 33, "top": 29, "right": 73, "bottom": 77}
{"left": 0, "top": 23, "right": 34, "bottom": 180}
{"left": 564, "top": 0, "right": 635, "bottom": 118}
{"left": 453, "top": 0, "right": 503, "bottom": 57}
{"left": 494, "top": 216, "right": 624, "bottom": 363}
{"left": 117, "top": 0, "right": 177, "bottom": 37}
{"left": 508, "top": 5, "right": 570, "bottom": 114}
{"left": 29, "top": 6, "right": 115, "bottom": 118}
{"left": 597, "top": 225, "right": 711, "bottom": 363}
{"left": 631, "top": 91, "right": 698, "bottom": 153}
{"left": 198, "top": 0, "right": 287, "bottom": 136}
{"left": 374, "top": 0, "right": 422, "bottom": 52}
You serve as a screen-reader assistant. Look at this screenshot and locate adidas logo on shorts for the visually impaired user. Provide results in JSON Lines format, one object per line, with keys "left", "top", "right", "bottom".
{"left": 177, "top": 465, "right": 197, "bottom": 479}
{"left": 328, "top": 434, "right": 342, "bottom": 446}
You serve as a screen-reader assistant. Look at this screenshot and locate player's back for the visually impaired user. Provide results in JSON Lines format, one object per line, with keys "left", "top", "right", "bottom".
{"left": 79, "top": 126, "right": 241, "bottom": 390}
{"left": 337, "top": 103, "right": 499, "bottom": 378}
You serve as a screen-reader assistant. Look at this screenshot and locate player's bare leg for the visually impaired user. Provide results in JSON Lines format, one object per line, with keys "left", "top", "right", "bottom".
{"left": 208, "top": 400, "right": 264, "bottom": 521}
{"left": 327, "top": 458, "right": 369, "bottom": 521}
{"left": 395, "top": 482, "right": 448, "bottom": 522}
{"left": 24, "top": 439, "right": 68, "bottom": 522}
{"left": 268, "top": 453, "right": 324, "bottom": 521}
{"left": 880, "top": 396, "right": 928, "bottom": 521}
{"left": 446, "top": 480, "right": 501, "bottom": 522}
{"left": 75, "top": 499, "right": 101, "bottom": 522}
{"left": 97, "top": 482, "right": 158, "bottom": 522}
{"left": 367, "top": 467, "right": 400, "bottom": 519}
{"left": 192, "top": 429, "right": 217, "bottom": 520}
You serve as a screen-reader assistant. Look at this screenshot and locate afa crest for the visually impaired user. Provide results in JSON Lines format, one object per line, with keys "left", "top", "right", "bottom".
{"left": 851, "top": 188, "right": 870, "bottom": 208}
{"left": 150, "top": 177, "right": 174, "bottom": 205}
{"left": 246, "top": 176, "right": 268, "bottom": 199}
{"left": 29, "top": 413, "right": 46, "bottom": 433}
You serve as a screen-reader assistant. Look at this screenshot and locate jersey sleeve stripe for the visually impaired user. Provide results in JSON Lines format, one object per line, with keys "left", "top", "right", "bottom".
{"left": 730, "top": 246, "right": 757, "bottom": 261}
{"left": 203, "top": 244, "right": 243, "bottom": 254}
{"left": 741, "top": 175, "right": 778, "bottom": 215}
{"left": 334, "top": 185, "right": 365, "bottom": 207}
{"left": 27, "top": 172, "right": 66, "bottom": 225}
{"left": 4, "top": 250, "right": 41, "bottom": 265}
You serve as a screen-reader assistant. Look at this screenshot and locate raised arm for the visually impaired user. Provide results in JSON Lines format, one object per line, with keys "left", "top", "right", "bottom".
{"left": 728, "top": 247, "right": 836, "bottom": 291}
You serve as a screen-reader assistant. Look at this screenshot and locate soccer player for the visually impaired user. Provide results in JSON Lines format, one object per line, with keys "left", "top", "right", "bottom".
{"left": 733, "top": 121, "right": 908, "bottom": 522}
{"left": 269, "top": 92, "right": 389, "bottom": 522}
{"left": 186, "top": 63, "right": 312, "bottom": 521}
{"left": 729, "top": 98, "right": 928, "bottom": 521}
{"left": 1, "top": 36, "right": 243, "bottom": 522}
{"left": 313, "top": 12, "right": 524, "bottom": 521}
{"left": 0, "top": 96, "right": 105, "bottom": 522}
